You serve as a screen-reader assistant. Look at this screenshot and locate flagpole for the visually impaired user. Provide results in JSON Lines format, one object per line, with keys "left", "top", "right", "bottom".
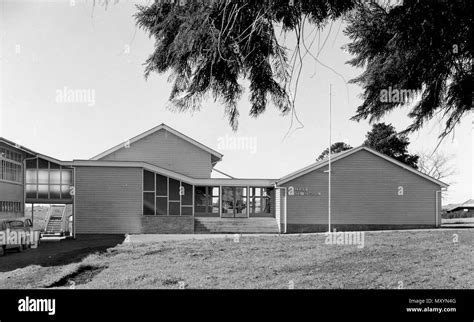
{"left": 328, "top": 84, "right": 332, "bottom": 233}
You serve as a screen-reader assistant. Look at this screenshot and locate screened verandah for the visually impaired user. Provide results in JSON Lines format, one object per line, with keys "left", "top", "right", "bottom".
{"left": 24, "top": 156, "right": 75, "bottom": 237}
{"left": 194, "top": 186, "right": 273, "bottom": 218}
{"left": 142, "top": 170, "right": 275, "bottom": 219}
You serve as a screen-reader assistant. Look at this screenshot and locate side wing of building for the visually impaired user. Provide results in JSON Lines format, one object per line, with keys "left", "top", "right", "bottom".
{"left": 282, "top": 149, "right": 443, "bottom": 232}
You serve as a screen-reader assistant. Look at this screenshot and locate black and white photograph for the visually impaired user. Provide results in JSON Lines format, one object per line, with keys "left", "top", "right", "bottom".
{"left": 0, "top": 0, "right": 472, "bottom": 321}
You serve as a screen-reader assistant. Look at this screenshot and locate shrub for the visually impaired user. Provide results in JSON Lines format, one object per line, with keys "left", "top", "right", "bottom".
{"left": 442, "top": 209, "right": 474, "bottom": 219}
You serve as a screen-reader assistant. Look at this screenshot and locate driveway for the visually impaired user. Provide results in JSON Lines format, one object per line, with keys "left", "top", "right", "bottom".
{"left": 0, "top": 234, "right": 124, "bottom": 272}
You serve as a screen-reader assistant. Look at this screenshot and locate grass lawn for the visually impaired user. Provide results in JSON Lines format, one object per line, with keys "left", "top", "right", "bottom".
{"left": 0, "top": 228, "right": 472, "bottom": 289}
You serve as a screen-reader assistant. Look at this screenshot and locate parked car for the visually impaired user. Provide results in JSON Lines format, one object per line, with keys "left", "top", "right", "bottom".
{"left": 0, "top": 218, "right": 41, "bottom": 256}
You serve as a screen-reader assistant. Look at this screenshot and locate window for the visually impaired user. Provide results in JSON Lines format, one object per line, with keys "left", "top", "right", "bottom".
{"left": 0, "top": 201, "right": 22, "bottom": 213}
{"left": 37, "top": 185, "right": 48, "bottom": 199}
{"left": 181, "top": 182, "right": 193, "bottom": 205}
{"left": 50, "top": 185, "right": 61, "bottom": 199}
{"left": 142, "top": 170, "right": 193, "bottom": 216}
{"left": 250, "top": 187, "right": 272, "bottom": 215}
{"left": 0, "top": 147, "right": 22, "bottom": 163}
{"left": 24, "top": 158, "right": 73, "bottom": 200}
{"left": 156, "top": 197, "right": 167, "bottom": 216}
{"left": 211, "top": 187, "right": 220, "bottom": 213}
{"left": 194, "top": 186, "right": 219, "bottom": 216}
{"left": 181, "top": 182, "right": 193, "bottom": 216}
{"left": 156, "top": 174, "right": 167, "bottom": 196}
{"left": 143, "top": 170, "right": 155, "bottom": 216}
{"left": 9, "top": 221, "right": 24, "bottom": 229}
{"left": 195, "top": 186, "right": 208, "bottom": 213}
{"left": 0, "top": 160, "right": 22, "bottom": 183}
{"left": 169, "top": 178, "right": 180, "bottom": 201}
{"left": 143, "top": 170, "right": 155, "bottom": 192}
{"left": 143, "top": 192, "right": 155, "bottom": 216}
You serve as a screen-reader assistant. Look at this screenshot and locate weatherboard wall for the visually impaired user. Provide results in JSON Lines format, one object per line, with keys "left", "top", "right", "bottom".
{"left": 74, "top": 166, "right": 143, "bottom": 234}
{"left": 98, "top": 129, "right": 213, "bottom": 178}
{"left": 282, "top": 149, "right": 442, "bottom": 231}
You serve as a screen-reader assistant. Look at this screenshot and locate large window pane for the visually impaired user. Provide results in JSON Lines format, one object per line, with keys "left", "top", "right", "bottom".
{"left": 26, "top": 158, "right": 37, "bottom": 169}
{"left": 194, "top": 186, "right": 208, "bottom": 213}
{"left": 263, "top": 188, "right": 271, "bottom": 198}
{"left": 143, "top": 170, "right": 155, "bottom": 192}
{"left": 212, "top": 197, "right": 219, "bottom": 209}
{"left": 61, "top": 185, "right": 72, "bottom": 199}
{"left": 38, "top": 185, "right": 48, "bottom": 199}
{"left": 262, "top": 197, "right": 271, "bottom": 213}
{"left": 38, "top": 158, "right": 49, "bottom": 169}
{"left": 169, "top": 201, "right": 180, "bottom": 215}
{"left": 181, "top": 182, "right": 193, "bottom": 205}
{"left": 235, "top": 187, "right": 247, "bottom": 214}
{"left": 222, "top": 187, "right": 234, "bottom": 215}
{"left": 61, "top": 170, "right": 73, "bottom": 185}
{"left": 38, "top": 170, "right": 49, "bottom": 184}
{"left": 50, "top": 170, "right": 61, "bottom": 184}
{"left": 156, "top": 174, "right": 167, "bottom": 196}
{"left": 143, "top": 192, "right": 154, "bottom": 216}
{"left": 156, "top": 197, "right": 167, "bottom": 216}
{"left": 50, "top": 185, "right": 61, "bottom": 199}
{"left": 26, "top": 185, "right": 37, "bottom": 198}
{"left": 25, "top": 170, "right": 37, "bottom": 184}
{"left": 169, "top": 178, "right": 180, "bottom": 201}
{"left": 50, "top": 162, "right": 60, "bottom": 169}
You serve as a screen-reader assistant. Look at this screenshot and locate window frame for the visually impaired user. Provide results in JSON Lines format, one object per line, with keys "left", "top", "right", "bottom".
{"left": 142, "top": 169, "right": 194, "bottom": 217}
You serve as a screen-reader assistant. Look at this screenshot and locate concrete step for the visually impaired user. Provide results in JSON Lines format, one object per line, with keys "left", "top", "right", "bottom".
{"left": 195, "top": 217, "right": 279, "bottom": 234}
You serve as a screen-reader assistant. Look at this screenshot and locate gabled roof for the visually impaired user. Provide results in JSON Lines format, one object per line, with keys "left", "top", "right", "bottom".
{"left": 277, "top": 145, "right": 449, "bottom": 188}
{"left": 90, "top": 123, "right": 223, "bottom": 164}
{"left": 461, "top": 199, "right": 474, "bottom": 206}
{"left": 446, "top": 199, "right": 474, "bottom": 211}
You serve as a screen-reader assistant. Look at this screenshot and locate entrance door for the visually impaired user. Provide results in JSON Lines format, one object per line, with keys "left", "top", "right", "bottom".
{"left": 221, "top": 187, "right": 248, "bottom": 218}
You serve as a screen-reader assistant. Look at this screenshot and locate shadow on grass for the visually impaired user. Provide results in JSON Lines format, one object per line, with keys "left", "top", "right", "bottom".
{"left": 0, "top": 234, "right": 124, "bottom": 272}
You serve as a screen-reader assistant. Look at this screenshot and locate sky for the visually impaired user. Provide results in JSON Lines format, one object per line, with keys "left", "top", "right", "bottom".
{"left": 0, "top": 0, "right": 472, "bottom": 205}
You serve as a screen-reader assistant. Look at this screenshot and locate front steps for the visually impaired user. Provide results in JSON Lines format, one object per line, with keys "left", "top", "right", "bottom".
{"left": 194, "top": 217, "right": 280, "bottom": 234}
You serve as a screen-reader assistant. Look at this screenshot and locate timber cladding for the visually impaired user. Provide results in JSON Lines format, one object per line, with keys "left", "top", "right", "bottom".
{"left": 74, "top": 166, "right": 143, "bottom": 234}
{"left": 283, "top": 149, "right": 442, "bottom": 226}
{"left": 98, "top": 128, "right": 213, "bottom": 178}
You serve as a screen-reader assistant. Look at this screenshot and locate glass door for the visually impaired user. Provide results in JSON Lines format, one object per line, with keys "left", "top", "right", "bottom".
{"left": 221, "top": 187, "right": 248, "bottom": 218}
{"left": 221, "top": 186, "right": 235, "bottom": 218}
{"left": 234, "top": 187, "right": 248, "bottom": 218}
